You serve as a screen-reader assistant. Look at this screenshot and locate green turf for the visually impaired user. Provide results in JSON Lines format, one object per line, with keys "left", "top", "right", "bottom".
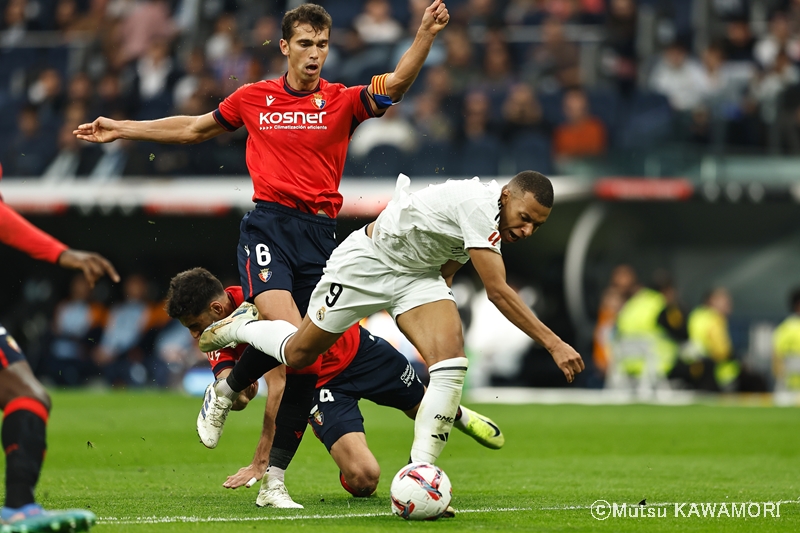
{"left": 21, "top": 391, "right": 800, "bottom": 532}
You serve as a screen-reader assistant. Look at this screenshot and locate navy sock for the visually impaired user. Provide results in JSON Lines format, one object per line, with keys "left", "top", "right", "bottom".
{"left": 226, "top": 346, "right": 281, "bottom": 393}
{"left": 268, "top": 374, "right": 317, "bottom": 469}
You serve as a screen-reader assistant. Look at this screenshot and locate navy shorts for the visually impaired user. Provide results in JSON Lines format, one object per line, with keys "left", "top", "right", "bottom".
{"left": 237, "top": 202, "right": 337, "bottom": 316}
{"left": 0, "top": 323, "right": 26, "bottom": 370}
{"left": 309, "top": 327, "right": 425, "bottom": 452}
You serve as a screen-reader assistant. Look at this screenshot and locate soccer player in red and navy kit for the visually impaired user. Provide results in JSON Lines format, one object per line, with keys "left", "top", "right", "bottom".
{"left": 0, "top": 169, "right": 119, "bottom": 531}
{"left": 74, "top": 0, "right": 451, "bottom": 504}
{"left": 165, "top": 268, "right": 503, "bottom": 503}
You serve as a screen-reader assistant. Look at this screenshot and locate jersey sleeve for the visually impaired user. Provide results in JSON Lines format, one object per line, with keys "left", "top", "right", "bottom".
{"left": 0, "top": 200, "right": 68, "bottom": 263}
{"left": 214, "top": 83, "right": 252, "bottom": 131}
{"left": 456, "top": 196, "right": 502, "bottom": 255}
{"left": 345, "top": 85, "right": 378, "bottom": 127}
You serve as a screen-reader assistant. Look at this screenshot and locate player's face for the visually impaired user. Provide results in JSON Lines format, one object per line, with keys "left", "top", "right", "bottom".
{"left": 281, "top": 24, "right": 330, "bottom": 87}
{"left": 498, "top": 189, "right": 551, "bottom": 244}
{"left": 180, "top": 311, "right": 217, "bottom": 339}
{"left": 179, "top": 301, "right": 229, "bottom": 339}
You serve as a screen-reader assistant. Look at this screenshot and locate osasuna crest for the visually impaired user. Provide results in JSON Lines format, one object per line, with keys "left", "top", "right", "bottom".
{"left": 311, "top": 92, "right": 326, "bottom": 109}
{"left": 310, "top": 405, "right": 324, "bottom": 426}
{"left": 258, "top": 268, "right": 272, "bottom": 283}
{"left": 5, "top": 334, "right": 21, "bottom": 353}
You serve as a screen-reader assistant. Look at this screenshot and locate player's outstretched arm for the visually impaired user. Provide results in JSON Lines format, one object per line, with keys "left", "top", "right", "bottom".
{"left": 58, "top": 249, "right": 120, "bottom": 288}
{"left": 469, "top": 247, "right": 585, "bottom": 383}
{"left": 367, "top": 0, "right": 449, "bottom": 111}
{"left": 0, "top": 201, "right": 119, "bottom": 288}
{"left": 73, "top": 112, "right": 227, "bottom": 145}
{"left": 223, "top": 366, "right": 285, "bottom": 489}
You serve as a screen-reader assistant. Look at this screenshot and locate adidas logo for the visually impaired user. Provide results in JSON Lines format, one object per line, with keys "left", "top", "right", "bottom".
{"left": 431, "top": 433, "right": 449, "bottom": 442}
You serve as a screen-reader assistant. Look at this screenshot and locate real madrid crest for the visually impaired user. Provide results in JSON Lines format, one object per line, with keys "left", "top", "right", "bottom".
{"left": 316, "top": 306, "right": 326, "bottom": 321}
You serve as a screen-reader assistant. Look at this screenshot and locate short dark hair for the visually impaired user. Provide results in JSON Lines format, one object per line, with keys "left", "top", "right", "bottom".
{"left": 790, "top": 287, "right": 800, "bottom": 312}
{"left": 282, "top": 4, "right": 332, "bottom": 42}
{"left": 509, "top": 170, "right": 554, "bottom": 208}
{"left": 165, "top": 267, "right": 225, "bottom": 319}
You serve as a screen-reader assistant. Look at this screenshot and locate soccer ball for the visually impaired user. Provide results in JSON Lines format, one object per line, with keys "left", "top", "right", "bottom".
{"left": 390, "top": 462, "right": 452, "bottom": 520}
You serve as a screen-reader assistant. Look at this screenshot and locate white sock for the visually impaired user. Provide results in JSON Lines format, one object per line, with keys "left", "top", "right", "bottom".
{"left": 237, "top": 320, "right": 297, "bottom": 365}
{"left": 410, "top": 357, "right": 468, "bottom": 464}
{"left": 453, "top": 405, "right": 470, "bottom": 431}
{"left": 214, "top": 378, "right": 237, "bottom": 400}
{"left": 267, "top": 466, "right": 285, "bottom": 483}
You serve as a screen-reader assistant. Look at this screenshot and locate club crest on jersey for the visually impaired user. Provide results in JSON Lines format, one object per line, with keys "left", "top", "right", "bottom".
{"left": 258, "top": 268, "right": 272, "bottom": 283}
{"left": 5, "top": 334, "right": 21, "bottom": 353}
{"left": 316, "top": 306, "right": 326, "bottom": 321}
{"left": 311, "top": 406, "right": 324, "bottom": 426}
{"left": 310, "top": 92, "right": 326, "bottom": 109}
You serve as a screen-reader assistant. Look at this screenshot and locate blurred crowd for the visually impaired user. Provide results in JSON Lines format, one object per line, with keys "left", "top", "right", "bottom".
{"left": 10, "top": 263, "right": 800, "bottom": 392}
{"left": 34, "top": 272, "right": 206, "bottom": 387}
{"left": 12, "top": 269, "right": 546, "bottom": 389}
{"left": 593, "top": 264, "right": 800, "bottom": 393}
{"left": 5, "top": 0, "right": 800, "bottom": 180}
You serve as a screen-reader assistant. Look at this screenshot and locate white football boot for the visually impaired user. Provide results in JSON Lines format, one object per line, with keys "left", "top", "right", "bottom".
{"left": 196, "top": 380, "right": 233, "bottom": 449}
{"left": 198, "top": 301, "right": 259, "bottom": 352}
{"left": 256, "top": 478, "right": 304, "bottom": 509}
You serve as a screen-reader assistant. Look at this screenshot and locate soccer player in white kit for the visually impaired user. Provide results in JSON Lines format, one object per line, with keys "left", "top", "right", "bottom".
{"left": 200, "top": 170, "right": 584, "bottom": 464}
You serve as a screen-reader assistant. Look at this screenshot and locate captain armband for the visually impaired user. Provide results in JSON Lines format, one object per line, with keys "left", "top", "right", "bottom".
{"left": 369, "top": 73, "right": 399, "bottom": 109}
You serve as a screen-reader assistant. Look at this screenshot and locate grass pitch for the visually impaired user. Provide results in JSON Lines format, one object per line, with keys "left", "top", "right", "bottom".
{"left": 28, "top": 391, "right": 800, "bottom": 532}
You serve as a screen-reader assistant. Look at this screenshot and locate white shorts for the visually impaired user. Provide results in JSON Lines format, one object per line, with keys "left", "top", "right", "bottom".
{"left": 308, "top": 227, "right": 455, "bottom": 334}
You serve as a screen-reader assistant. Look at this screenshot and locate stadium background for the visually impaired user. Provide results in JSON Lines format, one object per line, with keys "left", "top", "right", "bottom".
{"left": 1, "top": 0, "right": 800, "bottom": 395}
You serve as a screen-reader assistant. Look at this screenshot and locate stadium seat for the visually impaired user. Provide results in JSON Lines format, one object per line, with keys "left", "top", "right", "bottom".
{"left": 537, "top": 91, "right": 565, "bottom": 126}
{"left": 362, "top": 144, "right": 409, "bottom": 178}
{"left": 321, "top": 0, "right": 363, "bottom": 28}
{"left": 457, "top": 135, "right": 501, "bottom": 177}
{"left": 614, "top": 91, "right": 674, "bottom": 149}
{"left": 410, "top": 140, "right": 456, "bottom": 177}
{"left": 507, "top": 132, "right": 553, "bottom": 175}
{"left": 586, "top": 88, "right": 620, "bottom": 136}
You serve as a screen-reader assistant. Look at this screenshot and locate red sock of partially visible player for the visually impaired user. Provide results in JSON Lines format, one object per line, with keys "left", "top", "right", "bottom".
{"left": 3, "top": 397, "right": 49, "bottom": 509}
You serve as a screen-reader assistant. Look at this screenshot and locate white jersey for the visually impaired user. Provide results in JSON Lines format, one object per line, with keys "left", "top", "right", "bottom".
{"left": 371, "top": 174, "right": 502, "bottom": 273}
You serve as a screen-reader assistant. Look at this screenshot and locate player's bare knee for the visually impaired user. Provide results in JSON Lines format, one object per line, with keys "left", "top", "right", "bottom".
{"left": 349, "top": 467, "right": 380, "bottom": 496}
{"left": 38, "top": 389, "right": 52, "bottom": 412}
{"left": 16, "top": 384, "right": 51, "bottom": 412}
